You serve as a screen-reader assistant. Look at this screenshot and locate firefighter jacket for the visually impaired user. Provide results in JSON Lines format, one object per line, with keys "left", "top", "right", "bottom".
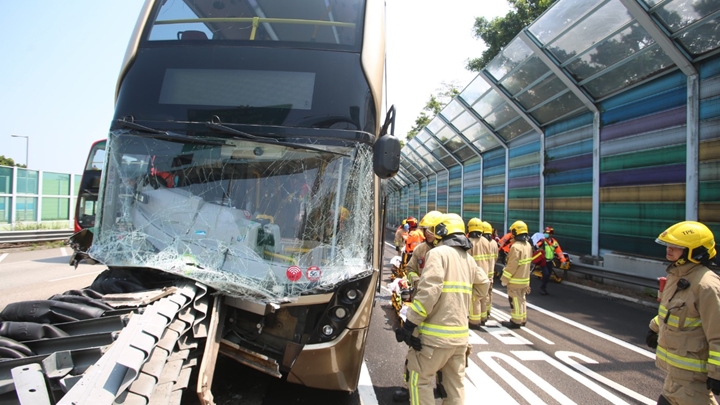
{"left": 537, "top": 237, "right": 566, "bottom": 262}
{"left": 407, "top": 235, "right": 490, "bottom": 348}
{"left": 394, "top": 226, "right": 407, "bottom": 249}
{"left": 406, "top": 241, "right": 433, "bottom": 290}
{"left": 649, "top": 261, "right": 720, "bottom": 382}
{"left": 501, "top": 239, "right": 533, "bottom": 288}
{"left": 468, "top": 236, "right": 491, "bottom": 275}
{"left": 498, "top": 232, "right": 514, "bottom": 253}
{"left": 487, "top": 237, "right": 499, "bottom": 275}
{"left": 405, "top": 229, "right": 425, "bottom": 254}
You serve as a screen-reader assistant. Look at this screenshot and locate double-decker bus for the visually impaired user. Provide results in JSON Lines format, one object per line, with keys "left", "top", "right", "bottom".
{"left": 73, "top": 139, "right": 106, "bottom": 233}
{"left": 74, "top": 0, "right": 398, "bottom": 399}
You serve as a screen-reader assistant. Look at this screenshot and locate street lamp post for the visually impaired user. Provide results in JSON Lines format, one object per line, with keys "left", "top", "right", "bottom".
{"left": 10, "top": 135, "right": 29, "bottom": 168}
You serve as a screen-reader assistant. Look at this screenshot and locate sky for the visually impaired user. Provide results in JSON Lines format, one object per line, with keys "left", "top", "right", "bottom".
{"left": 0, "top": 1, "right": 511, "bottom": 175}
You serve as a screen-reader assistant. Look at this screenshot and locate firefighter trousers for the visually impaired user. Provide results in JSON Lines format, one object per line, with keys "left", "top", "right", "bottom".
{"left": 481, "top": 282, "right": 494, "bottom": 320}
{"left": 406, "top": 344, "right": 466, "bottom": 405}
{"left": 661, "top": 375, "right": 718, "bottom": 405}
{"left": 507, "top": 286, "right": 529, "bottom": 325}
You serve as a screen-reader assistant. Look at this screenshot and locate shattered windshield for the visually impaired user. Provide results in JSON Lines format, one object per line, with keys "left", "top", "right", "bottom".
{"left": 89, "top": 131, "right": 374, "bottom": 302}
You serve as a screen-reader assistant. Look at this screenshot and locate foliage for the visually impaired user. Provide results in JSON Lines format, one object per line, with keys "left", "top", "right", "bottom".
{"left": 466, "top": 0, "right": 556, "bottom": 72}
{"left": 406, "top": 82, "right": 461, "bottom": 140}
{"left": 0, "top": 155, "right": 26, "bottom": 168}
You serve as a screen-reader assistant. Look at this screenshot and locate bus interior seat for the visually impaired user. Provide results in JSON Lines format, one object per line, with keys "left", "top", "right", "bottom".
{"left": 178, "top": 30, "right": 208, "bottom": 40}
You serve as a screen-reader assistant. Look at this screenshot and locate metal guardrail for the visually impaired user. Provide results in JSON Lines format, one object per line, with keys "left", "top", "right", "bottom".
{"left": 0, "top": 229, "right": 74, "bottom": 244}
{"left": 562, "top": 263, "right": 659, "bottom": 290}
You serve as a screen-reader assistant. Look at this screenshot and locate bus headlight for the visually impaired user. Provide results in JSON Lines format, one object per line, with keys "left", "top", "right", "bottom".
{"left": 322, "top": 325, "right": 335, "bottom": 336}
{"left": 333, "top": 306, "right": 348, "bottom": 320}
{"left": 346, "top": 289, "right": 358, "bottom": 301}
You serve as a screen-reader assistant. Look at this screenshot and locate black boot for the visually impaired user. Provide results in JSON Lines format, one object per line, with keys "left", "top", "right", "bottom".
{"left": 657, "top": 394, "right": 672, "bottom": 405}
{"left": 392, "top": 387, "right": 409, "bottom": 402}
{"left": 501, "top": 321, "right": 521, "bottom": 329}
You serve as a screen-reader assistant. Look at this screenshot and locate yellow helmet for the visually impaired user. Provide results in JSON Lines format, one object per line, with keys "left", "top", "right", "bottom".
{"left": 510, "top": 220, "right": 528, "bottom": 236}
{"left": 481, "top": 221, "right": 493, "bottom": 234}
{"left": 467, "top": 218, "right": 484, "bottom": 234}
{"left": 401, "top": 219, "right": 407, "bottom": 226}
{"left": 656, "top": 221, "right": 716, "bottom": 263}
{"left": 419, "top": 211, "right": 444, "bottom": 232}
{"left": 435, "top": 213, "right": 466, "bottom": 239}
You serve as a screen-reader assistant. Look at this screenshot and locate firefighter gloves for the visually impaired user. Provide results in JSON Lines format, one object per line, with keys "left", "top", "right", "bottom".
{"left": 395, "top": 320, "right": 422, "bottom": 351}
{"left": 646, "top": 329, "right": 658, "bottom": 349}
{"left": 707, "top": 377, "right": 720, "bottom": 395}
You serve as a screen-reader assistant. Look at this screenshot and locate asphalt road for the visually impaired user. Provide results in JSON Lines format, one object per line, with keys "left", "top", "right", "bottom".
{"left": 0, "top": 244, "right": 695, "bottom": 404}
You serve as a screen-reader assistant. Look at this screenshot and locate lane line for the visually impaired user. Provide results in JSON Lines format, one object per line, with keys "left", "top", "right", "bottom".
{"left": 465, "top": 358, "right": 519, "bottom": 404}
{"left": 49, "top": 270, "right": 103, "bottom": 282}
{"left": 0, "top": 253, "right": 7, "bottom": 263}
{"left": 60, "top": 247, "right": 68, "bottom": 256}
{"left": 358, "top": 361, "right": 379, "bottom": 405}
{"left": 494, "top": 289, "right": 655, "bottom": 359}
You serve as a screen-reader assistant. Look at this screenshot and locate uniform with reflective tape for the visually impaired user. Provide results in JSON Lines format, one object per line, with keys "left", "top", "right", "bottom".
{"left": 501, "top": 239, "right": 533, "bottom": 325}
{"left": 395, "top": 226, "right": 408, "bottom": 251}
{"left": 649, "top": 261, "right": 720, "bottom": 405}
{"left": 406, "top": 241, "right": 433, "bottom": 292}
{"left": 406, "top": 239, "right": 490, "bottom": 405}
{"left": 468, "top": 235, "right": 491, "bottom": 324}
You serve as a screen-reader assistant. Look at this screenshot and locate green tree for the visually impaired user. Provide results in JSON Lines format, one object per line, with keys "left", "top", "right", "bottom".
{"left": 406, "top": 82, "right": 461, "bottom": 140}
{"left": 467, "top": 0, "right": 556, "bottom": 72}
{"left": 0, "top": 155, "right": 26, "bottom": 168}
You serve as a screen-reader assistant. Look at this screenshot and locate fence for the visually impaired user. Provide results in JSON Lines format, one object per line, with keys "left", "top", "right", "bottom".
{"left": 0, "top": 165, "right": 81, "bottom": 231}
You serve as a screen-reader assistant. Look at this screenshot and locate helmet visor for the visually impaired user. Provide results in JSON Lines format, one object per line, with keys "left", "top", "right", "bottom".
{"left": 655, "top": 238, "right": 684, "bottom": 250}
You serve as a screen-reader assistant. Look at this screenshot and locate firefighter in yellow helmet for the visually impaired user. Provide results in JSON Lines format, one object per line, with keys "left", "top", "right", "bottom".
{"left": 646, "top": 221, "right": 720, "bottom": 405}
{"left": 483, "top": 221, "right": 499, "bottom": 318}
{"left": 467, "top": 218, "right": 492, "bottom": 327}
{"left": 395, "top": 219, "right": 409, "bottom": 253}
{"left": 500, "top": 220, "right": 533, "bottom": 329}
{"left": 395, "top": 213, "right": 490, "bottom": 405}
{"left": 393, "top": 211, "right": 444, "bottom": 403}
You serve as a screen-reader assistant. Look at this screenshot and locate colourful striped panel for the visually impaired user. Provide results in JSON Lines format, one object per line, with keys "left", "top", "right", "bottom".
{"left": 546, "top": 183, "right": 592, "bottom": 198}
{"left": 545, "top": 167, "right": 593, "bottom": 186}
{"left": 600, "top": 164, "right": 685, "bottom": 187}
{"left": 508, "top": 199, "right": 540, "bottom": 210}
{"left": 548, "top": 139, "right": 593, "bottom": 160}
{"left": 509, "top": 187, "right": 540, "bottom": 199}
{"left": 600, "top": 184, "right": 686, "bottom": 202}
{"left": 509, "top": 164, "right": 540, "bottom": 178}
{"left": 601, "top": 107, "right": 685, "bottom": 142}
{"left": 546, "top": 154, "right": 592, "bottom": 173}
{"left": 602, "top": 145, "right": 685, "bottom": 171}
{"left": 508, "top": 176, "right": 540, "bottom": 188}
{"left": 545, "top": 197, "right": 592, "bottom": 211}
{"left": 483, "top": 195, "right": 505, "bottom": 204}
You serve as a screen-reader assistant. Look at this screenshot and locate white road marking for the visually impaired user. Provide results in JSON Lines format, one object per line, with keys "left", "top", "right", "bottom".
{"left": 358, "top": 361, "right": 379, "bottom": 405}
{"left": 465, "top": 358, "right": 519, "bottom": 404}
{"left": 49, "top": 270, "right": 103, "bottom": 282}
{"left": 384, "top": 242, "right": 395, "bottom": 249}
{"left": 0, "top": 253, "right": 7, "bottom": 263}
{"left": 469, "top": 330, "right": 488, "bottom": 345}
{"left": 494, "top": 290, "right": 655, "bottom": 359}
{"left": 479, "top": 351, "right": 567, "bottom": 405}
{"left": 518, "top": 326, "right": 555, "bottom": 345}
{"left": 513, "top": 351, "right": 633, "bottom": 404}
{"left": 59, "top": 247, "right": 68, "bottom": 256}
{"left": 555, "top": 351, "right": 655, "bottom": 405}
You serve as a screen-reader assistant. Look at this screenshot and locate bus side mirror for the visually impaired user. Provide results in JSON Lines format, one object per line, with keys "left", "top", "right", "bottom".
{"left": 373, "top": 134, "right": 400, "bottom": 179}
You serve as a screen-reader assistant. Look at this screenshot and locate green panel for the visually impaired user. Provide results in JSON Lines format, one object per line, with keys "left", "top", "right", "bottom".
{"left": 700, "top": 181, "right": 720, "bottom": 202}
{"left": 41, "top": 197, "right": 70, "bottom": 221}
{"left": 545, "top": 183, "right": 592, "bottom": 198}
{"left": 0, "top": 196, "right": 9, "bottom": 223}
{"left": 508, "top": 210, "right": 539, "bottom": 223}
{"left": 483, "top": 213, "right": 504, "bottom": 230}
{"left": 0, "top": 167, "right": 12, "bottom": 194}
{"left": 600, "top": 202, "right": 685, "bottom": 219}
{"left": 548, "top": 223, "right": 592, "bottom": 241}
{"left": 16, "top": 170, "right": 38, "bottom": 194}
{"left": 42, "top": 172, "right": 71, "bottom": 196}
{"left": 15, "top": 197, "right": 37, "bottom": 221}
{"left": 74, "top": 174, "right": 82, "bottom": 195}
{"left": 561, "top": 236, "right": 592, "bottom": 255}
{"left": 600, "top": 233, "right": 665, "bottom": 259}
{"left": 483, "top": 203, "right": 505, "bottom": 214}
{"left": 509, "top": 187, "right": 540, "bottom": 199}
{"left": 509, "top": 152, "right": 540, "bottom": 169}
{"left": 484, "top": 174, "right": 505, "bottom": 186}
{"left": 699, "top": 160, "right": 720, "bottom": 181}
{"left": 599, "top": 218, "right": 678, "bottom": 239}
{"left": 601, "top": 145, "right": 685, "bottom": 172}
{"left": 545, "top": 211, "right": 592, "bottom": 227}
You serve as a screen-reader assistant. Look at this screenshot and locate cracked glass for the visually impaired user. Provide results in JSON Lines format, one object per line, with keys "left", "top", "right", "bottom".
{"left": 89, "top": 131, "right": 374, "bottom": 303}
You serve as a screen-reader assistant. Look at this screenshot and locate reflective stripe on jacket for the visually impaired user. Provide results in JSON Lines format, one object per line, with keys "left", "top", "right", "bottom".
{"left": 501, "top": 240, "right": 532, "bottom": 287}
{"left": 407, "top": 243, "right": 490, "bottom": 347}
{"left": 468, "top": 236, "right": 491, "bottom": 276}
{"left": 406, "top": 242, "right": 433, "bottom": 290}
{"left": 648, "top": 262, "right": 720, "bottom": 381}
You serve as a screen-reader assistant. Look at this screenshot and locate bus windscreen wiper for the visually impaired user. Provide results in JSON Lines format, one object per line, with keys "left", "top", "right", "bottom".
{"left": 206, "top": 122, "right": 349, "bottom": 156}
{"left": 115, "top": 119, "right": 226, "bottom": 146}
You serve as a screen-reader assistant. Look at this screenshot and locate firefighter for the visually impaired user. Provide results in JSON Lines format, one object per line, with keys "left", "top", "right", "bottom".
{"left": 392, "top": 210, "right": 444, "bottom": 403}
{"left": 536, "top": 226, "right": 567, "bottom": 295}
{"left": 467, "top": 218, "right": 491, "bottom": 327}
{"left": 395, "top": 219, "right": 408, "bottom": 253}
{"left": 404, "top": 217, "right": 424, "bottom": 266}
{"left": 500, "top": 220, "right": 533, "bottom": 329}
{"left": 395, "top": 213, "right": 490, "bottom": 405}
{"left": 482, "top": 221, "right": 499, "bottom": 318}
{"left": 646, "top": 221, "right": 720, "bottom": 405}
